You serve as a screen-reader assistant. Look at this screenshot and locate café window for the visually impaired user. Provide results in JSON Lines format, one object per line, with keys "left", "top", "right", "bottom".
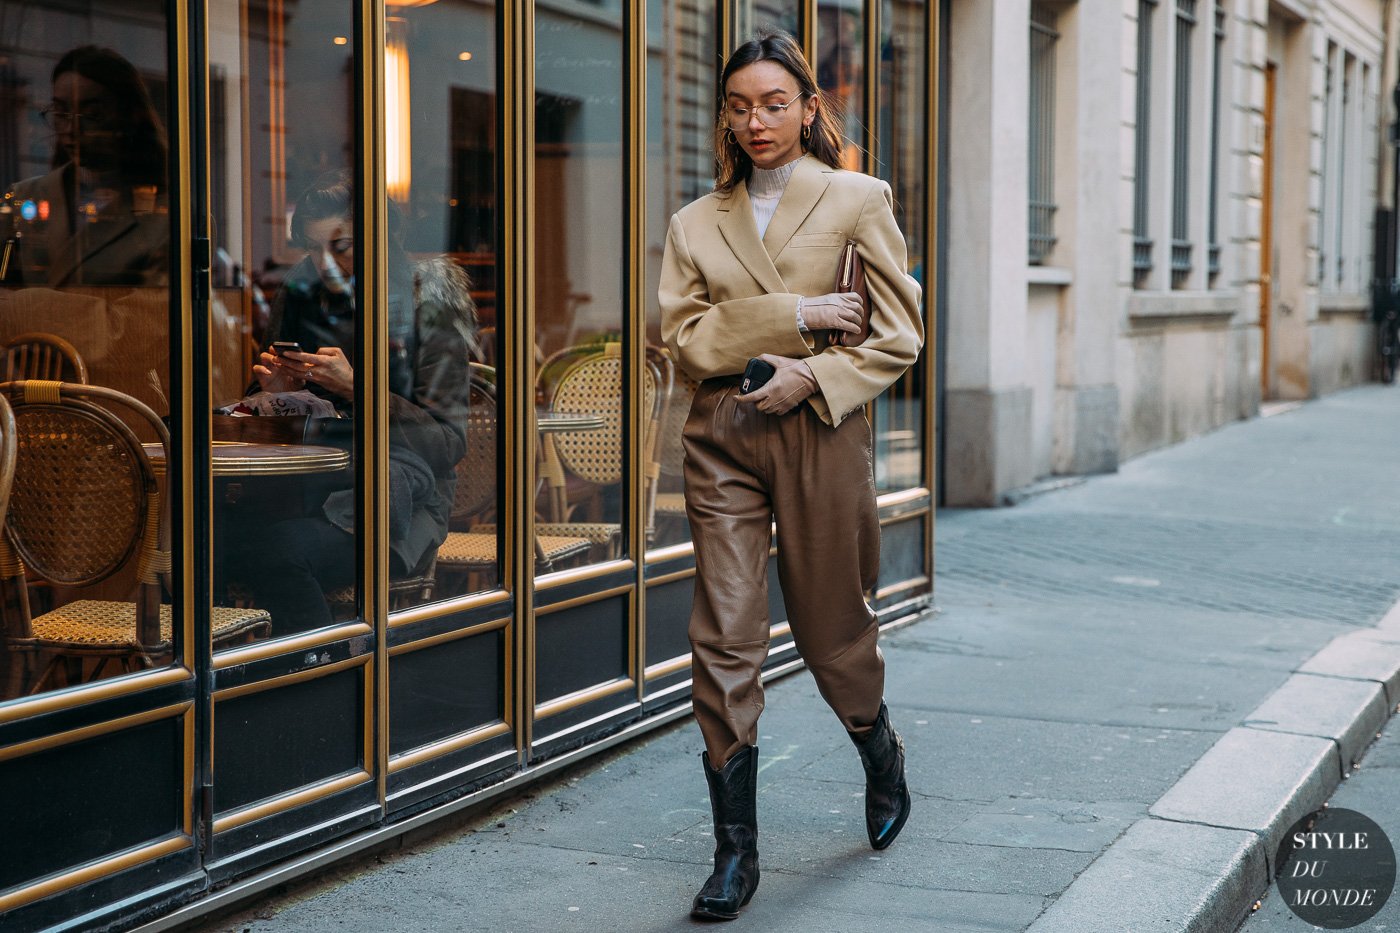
{"left": 646, "top": 0, "right": 718, "bottom": 554}
{"left": 0, "top": 3, "right": 193, "bottom": 701}
{"left": 533, "top": 0, "right": 630, "bottom": 575}
{"left": 207, "top": 0, "right": 368, "bottom": 644}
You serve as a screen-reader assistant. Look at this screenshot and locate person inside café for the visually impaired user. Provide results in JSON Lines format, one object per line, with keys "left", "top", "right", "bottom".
{"left": 2, "top": 45, "right": 168, "bottom": 287}
{"left": 235, "top": 170, "right": 475, "bottom": 636}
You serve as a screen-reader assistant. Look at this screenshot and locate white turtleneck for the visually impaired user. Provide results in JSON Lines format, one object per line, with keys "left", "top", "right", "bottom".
{"left": 748, "top": 159, "right": 798, "bottom": 239}
{"left": 748, "top": 159, "right": 811, "bottom": 332}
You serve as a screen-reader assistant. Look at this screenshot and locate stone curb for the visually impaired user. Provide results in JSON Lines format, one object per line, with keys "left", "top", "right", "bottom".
{"left": 1149, "top": 727, "right": 1339, "bottom": 876}
{"left": 1299, "top": 630, "right": 1400, "bottom": 706}
{"left": 1025, "top": 607, "right": 1400, "bottom": 932}
{"left": 1026, "top": 820, "right": 1266, "bottom": 933}
{"left": 1243, "top": 674, "right": 1389, "bottom": 772}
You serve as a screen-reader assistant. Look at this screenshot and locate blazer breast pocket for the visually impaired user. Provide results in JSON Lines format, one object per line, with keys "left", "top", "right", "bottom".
{"left": 789, "top": 232, "right": 848, "bottom": 248}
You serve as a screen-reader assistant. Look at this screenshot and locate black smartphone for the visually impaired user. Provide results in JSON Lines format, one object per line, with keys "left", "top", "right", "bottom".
{"left": 271, "top": 341, "right": 304, "bottom": 356}
{"left": 740, "top": 358, "right": 776, "bottom": 394}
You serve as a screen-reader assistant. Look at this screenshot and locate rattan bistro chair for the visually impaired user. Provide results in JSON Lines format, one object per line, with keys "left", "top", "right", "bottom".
{"left": 536, "top": 343, "right": 663, "bottom": 559}
{"left": 0, "top": 381, "right": 269, "bottom": 692}
{"left": 437, "top": 365, "right": 592, "bottom": 585}
{"left": 2, "top": 332, "right": 89, "bottom": 384}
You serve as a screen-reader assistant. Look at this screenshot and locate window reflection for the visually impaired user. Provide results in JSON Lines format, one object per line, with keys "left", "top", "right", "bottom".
{"left": 873, "top": 0, "right": 926, "bottom": 493}
{"left": 392, "top": 0, "right": 501, "bottom": 604}
{"left": 736, "top": 0, "right": 800, "bottom": 43}
{"left": 817, "top": 0, "right": 866, "bottom": 171}
{"left": 533, "top": 3, "right": 630, "bottom": 571}
{"left": 209, "top": 0, "right": 363, "bottom": 642}
{"left": 646, "top": 0, "right": 717, "bottom": 553}
{"left": 0, "top": 6, "right": 182, "bottom": 702}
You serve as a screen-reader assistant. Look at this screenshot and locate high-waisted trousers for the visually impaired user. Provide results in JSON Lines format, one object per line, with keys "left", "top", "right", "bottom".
{"left": 683, "top": 377, "right": 884, "bottom": 767}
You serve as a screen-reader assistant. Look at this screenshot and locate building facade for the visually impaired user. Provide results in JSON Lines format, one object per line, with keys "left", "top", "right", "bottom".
{"left": 942, "top": 0, "right": 1394, "bottom": 505}
{"left": 0, "top": 0, "right": 935, "bottom": 930}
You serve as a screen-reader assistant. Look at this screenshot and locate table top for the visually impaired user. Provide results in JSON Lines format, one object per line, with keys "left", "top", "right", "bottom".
{"left": 537, "top": 411, "right": 607, "bottom": 433}
{"left": 143, "top": 441, "right": 351, "bottom": 476}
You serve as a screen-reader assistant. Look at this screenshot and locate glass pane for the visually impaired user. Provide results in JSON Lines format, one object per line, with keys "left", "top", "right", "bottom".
{"left": 817, "top": 0, "right": 866, "bottom": 170}
{"left": 208, "top": 0, "right": 360, "bottom": 643}
{"left": 385, "top": 2, "right": 494, "bottom": 606}
{"left": 737, "top": 0, "right": 800, "bottom": 42}
{"left": 873, "top": 0, "right": 925, "bottom": 493}
{"left": 0, "top": 3, "right": 178, "bottom": 699}
{"left": 646, "top": 0, "right": 717, "bottom": 555}
{"left": 534, "top": 1, "right": 627, "bottom": 572}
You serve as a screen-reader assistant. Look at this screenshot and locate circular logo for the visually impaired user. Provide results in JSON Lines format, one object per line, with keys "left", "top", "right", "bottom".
{"left": 1275, "top": 807, "right": 1396, "bottom": 928}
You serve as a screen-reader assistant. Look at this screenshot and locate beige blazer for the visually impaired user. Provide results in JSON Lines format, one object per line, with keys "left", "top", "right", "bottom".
{"left": 660, "top": 153, "right": 923, "bottom": 427}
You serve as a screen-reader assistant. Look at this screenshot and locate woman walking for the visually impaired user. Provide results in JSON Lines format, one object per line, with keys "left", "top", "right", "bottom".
{"left": 659, "top": 31, "right": 924, "bottom": 921}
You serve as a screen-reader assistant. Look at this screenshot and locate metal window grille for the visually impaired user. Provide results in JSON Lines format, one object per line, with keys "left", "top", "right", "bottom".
{"left": 1133, "top": 0, "right": 1157, "bottom": 284}
{"left": 1170, "top": 0, "right": 1195, "bottom": 288}
{"left": 1206, "top": 5, "right": 1224, "bottom": 281}
{"left": 1028, "top": 3, "right": 1058, "bottom": 264}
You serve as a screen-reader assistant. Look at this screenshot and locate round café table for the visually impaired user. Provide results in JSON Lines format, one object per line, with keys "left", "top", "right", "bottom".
{"left": 536, "top": 411, "right": 607, "bottom": 433}
{"left": 142, "top": 440, "right": 351, "bottom": 476}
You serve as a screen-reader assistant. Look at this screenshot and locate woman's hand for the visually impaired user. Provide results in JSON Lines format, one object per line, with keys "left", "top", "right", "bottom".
{"left": 252, "top": 350, "right": 308, "bottom": 393}
{"left": 736, "top": 353, "right": 820, "bottom": 416}
{"left": 800, "top": 292, "right": 863, "bottom": 335}
{"left": 290, "top": 346, "right": 355, "bottom": 400}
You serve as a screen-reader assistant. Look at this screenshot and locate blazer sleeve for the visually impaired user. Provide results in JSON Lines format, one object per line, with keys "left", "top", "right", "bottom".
{"left": 659, "top": 213, "right": 815, "bottom": 380}
{"left": 803, "top": 180, "right": 923, "bottom": 427}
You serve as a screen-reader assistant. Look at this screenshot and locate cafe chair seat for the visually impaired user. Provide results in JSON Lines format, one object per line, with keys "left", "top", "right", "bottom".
{"left": 23, "top": 600, "right": 270, "bottom": 651}
{"left": 438, "top": 531, "right": 591, "bottom": 569}
{"left": 323, "top": 573, "right": 436, "bottom": 617}
{"left": 466, "top": 523, "right": 616, "bottom": 563}
{"left": 654, "top": 492, "right": 686, "bottom": 516}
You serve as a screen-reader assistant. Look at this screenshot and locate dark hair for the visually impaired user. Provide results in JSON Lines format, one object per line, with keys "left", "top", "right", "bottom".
{"left": 714, "top": 32, "right": 845, "bottom": 192}
{"left": 289, "top": 169, "right": 409, "bottom": 282}
{"left": 52, "top": 46, "right": 167, "bottom": 188}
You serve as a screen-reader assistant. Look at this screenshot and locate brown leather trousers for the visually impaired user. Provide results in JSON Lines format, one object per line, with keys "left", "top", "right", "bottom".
{"left": 683, "top": 377, "right": 884, "bottom": 767}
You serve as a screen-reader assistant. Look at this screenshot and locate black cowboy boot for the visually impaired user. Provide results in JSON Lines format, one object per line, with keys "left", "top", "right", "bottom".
{"left": 849, "top": 702, "right": 911, "bottom": 850}
{"left": 691, "top": 745, "right": 760, "bottom": 921}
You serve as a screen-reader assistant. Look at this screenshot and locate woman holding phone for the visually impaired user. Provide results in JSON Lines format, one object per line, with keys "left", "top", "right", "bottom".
{"left": 658, "top": 32, "right": 924, "bottom": 921}
{"left": 243, "top": 170, "right": 474, "bottom": 636}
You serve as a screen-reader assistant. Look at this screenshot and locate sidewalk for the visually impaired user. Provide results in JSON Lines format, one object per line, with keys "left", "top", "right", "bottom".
{"left": 200, "top": 385, "right": 1400, "bottom": 933}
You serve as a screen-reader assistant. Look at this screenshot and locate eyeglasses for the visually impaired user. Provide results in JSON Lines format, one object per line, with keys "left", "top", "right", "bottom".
{"left": 724, "top": 95, "right": 808, "bottom": 130}
{"left": 39, "top": 106, "right": 111, "bottom": 132}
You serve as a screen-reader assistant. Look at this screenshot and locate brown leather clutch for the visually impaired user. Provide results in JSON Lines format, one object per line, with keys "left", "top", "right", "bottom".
{"left": 829, "top": 239, "right": 871, "bottom": 347}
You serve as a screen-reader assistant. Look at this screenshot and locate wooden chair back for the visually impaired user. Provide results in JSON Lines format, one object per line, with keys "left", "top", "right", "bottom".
{"left": 0, "top": 381, "right": 169, "bottom": 646}
{"left": 2, "top": 332, "right": 89, "bottom": 384}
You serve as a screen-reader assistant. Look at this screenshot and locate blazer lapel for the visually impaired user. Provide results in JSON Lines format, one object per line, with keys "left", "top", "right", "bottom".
{"left": 717, "top": 183, "right": 787, "bottom": 295}
{"left": 761, "top": 154, "right": 831, "bottom": 260}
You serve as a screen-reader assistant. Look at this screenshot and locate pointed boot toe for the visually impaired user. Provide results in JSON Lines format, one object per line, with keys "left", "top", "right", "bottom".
{"left": 850, "top": 702, "right": 912, "bottom": 851}
{"left": 690, "top": 746, "right": 760, "bottom": 921}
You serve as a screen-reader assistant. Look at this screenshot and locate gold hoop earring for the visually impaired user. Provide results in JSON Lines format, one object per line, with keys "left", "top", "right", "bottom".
{"left": 802, "top": 124, "right": 812, "bottom": 145}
